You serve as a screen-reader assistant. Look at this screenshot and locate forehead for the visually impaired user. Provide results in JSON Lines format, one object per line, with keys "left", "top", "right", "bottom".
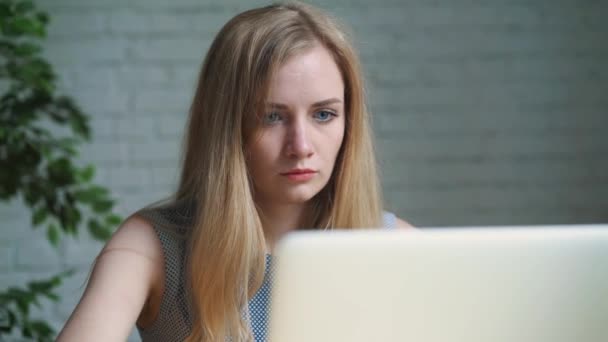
{"left": 267, "top": 44, "right": 344, "bottom": 105}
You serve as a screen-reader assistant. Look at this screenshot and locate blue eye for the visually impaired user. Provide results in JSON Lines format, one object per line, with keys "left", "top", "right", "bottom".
{"left": 314, "top": 110, "right": 336, "bottom": 122}
{"left": 263, "top": 112, "right": 283, "bottom": 125}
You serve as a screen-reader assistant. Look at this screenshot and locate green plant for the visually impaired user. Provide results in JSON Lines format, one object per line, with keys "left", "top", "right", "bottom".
{"left": 0, "top": 0, "right": 121, "bottom": 340}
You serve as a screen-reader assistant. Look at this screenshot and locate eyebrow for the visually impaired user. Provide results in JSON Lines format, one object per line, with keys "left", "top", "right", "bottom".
{"left": 266, "top": 97, "right": 343, "bottom": 109}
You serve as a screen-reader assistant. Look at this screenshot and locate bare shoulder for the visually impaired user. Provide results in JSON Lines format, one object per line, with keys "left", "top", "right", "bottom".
{"left": 101, "top": 213, "right": 163, "bottom": 262}
{"left": 395, "top": 216, "right": 415, "bottom": 230}
{"left": 56, "top": 213, "right": 164, "bottom": 341}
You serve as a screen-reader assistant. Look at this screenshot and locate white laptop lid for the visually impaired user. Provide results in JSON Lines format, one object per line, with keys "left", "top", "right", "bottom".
{"left": 267, "top": 225, "right": 608, "bottom": 342}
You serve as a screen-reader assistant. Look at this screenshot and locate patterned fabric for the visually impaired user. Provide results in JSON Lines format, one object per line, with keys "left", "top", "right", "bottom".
{"left": 136, "top": 204, "right": 397, "bottom": 342}
{"left": 248, "top": 254, "right": 274, "bottom": 341}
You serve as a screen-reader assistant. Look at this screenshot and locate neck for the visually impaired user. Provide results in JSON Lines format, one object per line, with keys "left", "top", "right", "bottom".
{"left": 257, "top": 201, "right": 314, "bottom": 254}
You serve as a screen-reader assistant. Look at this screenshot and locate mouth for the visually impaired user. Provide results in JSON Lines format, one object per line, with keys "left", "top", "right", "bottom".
{"left": 280, "top": 169, "right": 318, "bottom": 181}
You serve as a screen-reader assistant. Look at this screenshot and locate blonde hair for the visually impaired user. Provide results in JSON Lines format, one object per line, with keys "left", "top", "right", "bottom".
{"left": 174, "top": 2, "right": 383, "bottom": 341}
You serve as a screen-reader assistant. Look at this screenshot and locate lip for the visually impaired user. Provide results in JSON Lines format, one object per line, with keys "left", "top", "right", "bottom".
{"left": 280, "top": 168, "right": 317, "bottom": 175}
{"left": 280, "top": 169, "right": 318, "bottom": 182}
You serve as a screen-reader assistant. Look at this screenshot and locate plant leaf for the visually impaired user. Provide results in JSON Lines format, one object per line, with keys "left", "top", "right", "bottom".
{"left": 88, "top": 219, "right": 112, "bottom": 241}
{"left": 92, "top": 199, "right": 113, "bottom": 213}
{"left": 31, "top": 207, "right": 47, "bottom": 226}
{"left": 105, "top": 214, "right": 122, "bottom": 227}
{"left": 14, "top": 42, "right": 40, "bottom": 57}
{"left": 77, "top": 165, "right": 95, "bottom": 183}
{"left": 46, "top": 224, "right": 59, "bottom": 247}
{"left": 73, "top": 186, "right": 109, "bottom": 203}
{"left": 15, "top": 1, "right": 35, "bottom": 14}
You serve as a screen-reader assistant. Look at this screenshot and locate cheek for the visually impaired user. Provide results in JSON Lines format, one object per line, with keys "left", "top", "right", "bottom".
{"left": 328, "top": 121, "right": 346, "bottom": 159}
{"left": 246, "top": 146, "right": 270, "bottom": 189}
{"left": 248, "top": 135, "right": 279, "bottom": 170}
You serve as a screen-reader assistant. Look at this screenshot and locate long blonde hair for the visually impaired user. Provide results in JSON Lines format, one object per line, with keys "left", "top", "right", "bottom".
{"left": 174, "top": 2, "right": 383, "bottom": 341}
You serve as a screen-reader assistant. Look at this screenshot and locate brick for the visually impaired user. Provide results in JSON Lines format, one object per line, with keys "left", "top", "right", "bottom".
{"left": 62, "top": 235, "right": 104, "bottom": 268}
{"left": 380, "top": 158, "right": 608, "bottom": 189}
{"left": 391, "top": 204, "right": 608, "bottom": 227}
{"left": 342, "top": 4, "right": 607, "bottom": 30}
{"left": 373, "top": 110, "right": 608, "bottom": 136}
{"left": 124, "top": 0, "right": 267, "bottom": 9}
{"left": 150, "top": 166, "right": 180, "bottom": 188}
{"left": 90, "top": 116, "right": 117, "bottom": 141}
{"left": 171, "top": 65, "right": 200, "bottom": 89}
{"left": 127, "top": 38, "right": 209, "bottom": 63}
{"left": 113, "top": 191, "right": 172, "bottom": 215}
{"left": 108, "top": 9, "right": 231, "bottom": 36}
{"left": 0, "top": 273, "right": 29, "bottom": 290}
{"left": 54, "top": 269, "right": 91, "bottom": 318}
{"left": 384, "top": 182, "right": 608, "bottom": 212}
{"left": 114, "top": 65, "right": 173, "bottom": 88}
{"left": 378, "top": 132, "right": 608, "bottom": 160}
{"left": 41, "top": 0, "right": 126, "bottom": 10}
{"left": 64, "top": 66, "right": 116, "bottom": 90}
{"left": 72, "top": 87, "right": 130, "bottom": 114}
{"left": 0, "top": 244, "right": 14, "bottom": 270}
{"left": 96, "top": 165, "right": 152, "bottom": 189}
{"left": 80, "top": 141, "right": 129, "bottom": 166}
{"left": 371, "top": 81, "right": 607, "bottom": 111}
{"left": 1, "top": 215, "right": 39, "bottom": 241}
{"left": 390, "top": 210, "right": 508, "bottom": 228}
{"left": 43, "top": 38, "right": 128, "bottom": 65}
{"left": 16, "top": 239, "right": 62, "bottom": 270}
{"left": 113, "top": 115, "right": 158, "bottom": 141}
{"left": 47, "top": 12, "right": 107, "bottom": 37}
{"left": 133, "top": 88, "right": 192, "bottom": 114}
{"left": 127, "top": 140, "right": 181, "bottom": 165}
{"left": 108, "top": 10, "right": 185, "bottom": 34}
{"left": 157, "top": 114, "right": 188, "bottom": 138}
{"left": 366, "top": 57, "right": 608, "bottom": 87}
{"left": 0, "top": 198, "right": 30, "bottom": 221}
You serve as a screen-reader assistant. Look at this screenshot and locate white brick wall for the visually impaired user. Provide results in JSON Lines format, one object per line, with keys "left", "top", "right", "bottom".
{"left": 1, "top": 0, "right": 606, "bottom": 340}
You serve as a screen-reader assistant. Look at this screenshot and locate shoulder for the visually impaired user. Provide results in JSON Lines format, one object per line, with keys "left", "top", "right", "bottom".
{"left": 57, "top": 214, "right": 165, "bottom": 341}
{"left": 95, "top": 213, "right": 165, "bottom": 305}
{"left": 101, "top": 213, "right": 164, "bottom": 262}
{"left": 96, "top": 213, "right": 165, "bottom": 305}
{"left": 94, "top": 213, "right": 167, "bottom": 319}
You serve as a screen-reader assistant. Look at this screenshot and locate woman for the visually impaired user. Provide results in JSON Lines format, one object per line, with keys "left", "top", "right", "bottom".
{"left": 57, "top": 2, "right": 411, "bottom": 341}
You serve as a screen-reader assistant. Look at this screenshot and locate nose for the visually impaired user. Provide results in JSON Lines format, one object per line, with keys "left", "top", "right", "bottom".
{"left": 285, "top": 117, "right": 314, "bottom": 159}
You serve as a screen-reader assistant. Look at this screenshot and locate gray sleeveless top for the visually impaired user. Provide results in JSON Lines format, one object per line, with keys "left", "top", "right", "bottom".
{"left": 136, "top": 204, "right": 398, "bottom": 342}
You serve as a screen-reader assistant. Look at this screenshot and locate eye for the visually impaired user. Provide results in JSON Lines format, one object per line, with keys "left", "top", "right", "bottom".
{"left": 262, "top": 111, "right": 283, "bottom": 125}
{"left": 313, "top": 110, "right": 337, "bottom": 122}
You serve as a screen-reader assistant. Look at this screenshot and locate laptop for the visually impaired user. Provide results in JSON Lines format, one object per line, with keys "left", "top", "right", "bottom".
{"left": 267, "top": 225, "right": 608, "bottom": 342}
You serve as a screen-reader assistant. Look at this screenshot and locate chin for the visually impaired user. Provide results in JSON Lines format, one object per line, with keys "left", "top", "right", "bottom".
{"left": 282, "top": 193, "right": 317, "bottom": 204}
{"left": 281, "top": 186, "right": 323, "bottom": 204}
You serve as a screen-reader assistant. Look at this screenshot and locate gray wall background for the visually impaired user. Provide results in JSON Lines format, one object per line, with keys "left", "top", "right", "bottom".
{"left": 1, "top": 0, "right": 606, "bottom": 340}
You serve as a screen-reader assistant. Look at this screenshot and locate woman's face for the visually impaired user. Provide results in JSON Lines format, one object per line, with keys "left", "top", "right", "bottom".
{"left": 246, "top": 44, "right": 346, "bottom": 206}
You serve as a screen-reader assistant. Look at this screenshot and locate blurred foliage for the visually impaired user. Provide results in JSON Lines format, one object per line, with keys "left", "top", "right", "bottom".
{"left": 0, "top": 271, "right": 73, "bottom": 341}
{"left": 0, "top": 0, "right": 121, "bottom": 340}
